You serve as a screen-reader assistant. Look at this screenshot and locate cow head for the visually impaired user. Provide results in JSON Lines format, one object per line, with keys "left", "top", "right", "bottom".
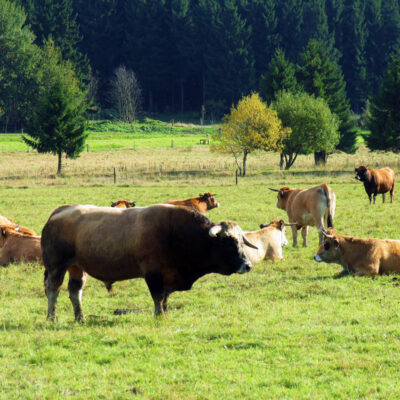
{"left": 355, "top": 165, "right": 368, "bottom": 181}
{"left": 111, "top": 200, "right": 136, "bottom": 208}
{"left": 269, "top": 187, "right": 292, "bottom": 210}
{"left": 259, "top": 219, "right": 294, "bottom": 247}
{"left": 314, "top": 229, "right": 341, "bottom": 264}
{"left": 208, "top": 221, "right": 256, "bottom": 274}
{"left": 200, "top": 192, "right": 220, "bottom": 210}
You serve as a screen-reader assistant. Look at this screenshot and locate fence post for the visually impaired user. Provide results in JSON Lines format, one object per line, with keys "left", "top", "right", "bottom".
{"left": 235, "top": 169, "right": 239, "bottom": 185}
{"left": 113, "top": 167, "right": 116, "bottom": 184}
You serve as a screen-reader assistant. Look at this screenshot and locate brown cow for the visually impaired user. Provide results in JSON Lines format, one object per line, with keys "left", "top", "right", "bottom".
{"left": 164, "top": 192, "right": 219, "bottom": 215}
{"left": 0, "top": 227, "right": 42, "bottom": 266}
{"left": 314, "top": 228, "right": 400, "bottom": 277}
{"left": 111, "top": 200, "right": 136, "bottom": 208}
{"left": 244, "top": 220, "right": 294, "bottom": 263}
{"left": 0, "top": 215, "right": 36, "bottom": 236}
{"left": 41, "top": 204, "right": 257, "bottom": 321}
{"left": 355, "top": 166, "right": 395, "bottom": 204}
{"left": 270, "top": 184, "right": 336, "bottom": 247}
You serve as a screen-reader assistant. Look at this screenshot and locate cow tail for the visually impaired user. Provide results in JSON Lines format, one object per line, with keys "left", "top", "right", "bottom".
{"left": 324, "top": 185, "right": 334, "bottom": 228}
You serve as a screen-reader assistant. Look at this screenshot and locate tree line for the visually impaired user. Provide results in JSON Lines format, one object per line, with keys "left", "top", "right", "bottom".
{"left": 13, "top": 0, "right": 400, "bottom": 117}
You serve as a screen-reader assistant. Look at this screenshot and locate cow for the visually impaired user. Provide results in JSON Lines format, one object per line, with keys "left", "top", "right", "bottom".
{"left": 355, "top": 165, "right": 395, "bottom": 204}
{"left": 314, "top": 228, "right": 400, "bottom": 277}
{"left": 0, "top": 215, "right": 36, "bottom": 236}
{"left": 0, "top": 226, "right": 42, "bottom": 266}
{"left": 269, "top": 184, "right": 336, "bottom": 247}
{"left": 41, "top": 204, "right": 258, "bottom": 322}
{"left": 111, "top": 200, "right": 136, "bottom": 208}
{"left": 164, "top": 192, "right": 220, "bottom": 215}
{"left": 243, "top": 220, "right": 295, "bottom": 263}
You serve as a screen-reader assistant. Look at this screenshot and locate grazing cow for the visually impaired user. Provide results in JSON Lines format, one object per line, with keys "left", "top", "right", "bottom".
{"left": 314, "top": 228, "right": 400, "bottom": 277}
{"left": 164, "top": 192, "right": 220, "bottom": 215}
{"left": 0, "top": 215, "right": 36, "bottom": 236}
{"left": 41, "top": 204, "right": 257, "bottom": 321}
{"left": 355, "top": 165, "right": 395, "bottom": 204}
{"left": 269, "top": 184, "right": 336, "bottom": 247}
{"left": 0, "top": 226, "right": 42, "bottom": 266}
{"left": 244, "top": 220, "right": 294, "bottom": 263}
{"left": 111, "top": 200, "right": 136, "bottom": 208}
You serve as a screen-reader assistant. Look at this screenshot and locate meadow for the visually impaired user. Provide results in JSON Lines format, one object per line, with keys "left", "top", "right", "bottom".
{"left": 1, "top": 123, "right": 400, "bottom": 399}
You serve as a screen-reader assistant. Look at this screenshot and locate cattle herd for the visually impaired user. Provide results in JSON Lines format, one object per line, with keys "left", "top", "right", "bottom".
{"left": 0, "top": 165, "right": 398, "bottom": 322}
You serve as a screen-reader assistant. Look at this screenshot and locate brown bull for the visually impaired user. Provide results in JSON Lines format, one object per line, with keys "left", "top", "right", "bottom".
{"left": 270, "top": 184, "right": 336, "bottom": 247}
{"left": 41, "top": 204, "right": 257, "bottom": 321}
{"left": 355, "top": 166, "right": 395, "bottom": 204}
{"left": 244, "top": 220, "right": 294, "bottom": 263}
{"left": 314, "top": 228, "right": 400, "bottom": 277}
{"left": 0, "top": 227, "right": 42, "bottom": 266}
{"left": 164, "top": 192, "right": 219, "bottom": 215}
{"left": 111, "top": 200, "right": 136, "bottom": 208}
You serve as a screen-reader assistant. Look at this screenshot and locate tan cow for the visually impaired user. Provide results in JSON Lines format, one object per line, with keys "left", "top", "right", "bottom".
{"left": 270, "top": 184, "right": 336, "bottom": 247}
{"left": 165, "top": 193, "right": 219, "bottom": 215}
{"left": 0, "top": 215, "right": 36, "bottom": 236}
{"left": 244, "top": 220, "right": 294, "bottom": 263}
{"left": 314, "top": 228, "right": 400, "bottom": 277}
{"left": 111, "top": 200, "right": 136, "bottom": 208}
{"left": 0, "top": 226, "right": 42, "bottom": 266}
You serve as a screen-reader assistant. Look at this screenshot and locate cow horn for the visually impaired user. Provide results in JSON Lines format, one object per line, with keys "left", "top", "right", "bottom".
{"left": 15, "top": 225, "right": 20, "bottom": 231}
{"left": 209, "top": 225, "right": 222, "bottom": 237}
{"left": 321, "top": 230, "right": 333, "bottom": 238}
{"left": 268, "top": 188, "right": 280, "bottom": 192}
{"left": 243, "top": 234, "right": 258, "bottom": 250}
{"left": 284, "top": 222, "right": 297, "bottom": 226}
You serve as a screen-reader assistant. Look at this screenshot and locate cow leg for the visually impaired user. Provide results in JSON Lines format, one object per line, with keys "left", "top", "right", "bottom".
{"left": 373, "top": 193, "right": 377, "bottom": 204}
{"left": 145, "top": 271, "right": 165, "bottom": 317}
{"left": 368, "top": 193, "right": 372, "bottom": 204}
{"left": 390, "top": 187, "right": 394, "bottom": 203}
{"left": 68, "top": 266, "right": 87, "bottom": 323}
{"left": 44, "top": 268, "right": 67, "bottom": 322}
{"left": 382, "top": 193, "right": 386, "bottom": 203}
{"left": 162, "top": 292, "right": 170, "bottom": 313}
{"left": 291, "top": 225, "right": 298, "bottom": 247}
{"left": 301, "top": 226, "right": 308, "bottom": 247}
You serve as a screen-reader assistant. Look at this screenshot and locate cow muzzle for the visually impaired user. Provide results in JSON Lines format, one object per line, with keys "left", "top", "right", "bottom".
{"left": 355, "top": 175, "right": 360, "bottom": 180}
{"left": 314, "top": 254, "right": 323, "bottom": 262}
{"left": 237, "top": 262, "right": 252, "bottom": 274}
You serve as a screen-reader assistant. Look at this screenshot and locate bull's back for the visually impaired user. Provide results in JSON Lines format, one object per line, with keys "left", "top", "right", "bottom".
{"left": 374, "top": 168, "right": 395, "bottom": 193}
{"left": 379, "top": 240, "right": 400, "bottom": 273}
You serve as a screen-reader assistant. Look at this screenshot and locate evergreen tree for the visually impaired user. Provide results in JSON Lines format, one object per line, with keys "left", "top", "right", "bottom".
{"left": 22, "top": 0, "right": 89, "bottom": 80}
{"left": 366, "top": 56, "right": 400, "bottom": 152}
{"left": 337, "top": 0, "right": 367, "bottom": 111}
{"left": 0, "top": 0, "right": 40, "bottom": 130}
{"left": 260, "top": 48, "right": 300, "bottom": 102}
{"left": 297, "top": 39, "right": 355, "bottom": 160}
{"left": 23, "top": 42, "right": 88, "bottom": 174}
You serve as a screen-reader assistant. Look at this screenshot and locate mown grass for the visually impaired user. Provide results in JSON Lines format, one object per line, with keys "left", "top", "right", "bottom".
{"left": 1, "top": 131, "right": 400, "bottom": 399}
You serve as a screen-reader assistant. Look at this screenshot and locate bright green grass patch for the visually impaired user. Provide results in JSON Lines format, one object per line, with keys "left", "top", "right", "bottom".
{"left": 1, "top": 182, "right": 400, "bottom": 398}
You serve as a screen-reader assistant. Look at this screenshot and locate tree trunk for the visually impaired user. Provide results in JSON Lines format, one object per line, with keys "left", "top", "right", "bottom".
{"left": 57, "top": 152, "right": 62, "bottom": 175}
{"left": 314, "top": 151, "right": 327, "bottom": 165}
{"left": 284, "top": 153, "right": 298, "bottom": 170}
{"left": 149, "top": 90, "right": 153, "bottom": 113}
{"left": 180, "top": 81, "right": 184, "bottom": 113}
{"left": 279, "top": 153, "right": 284, "bottom": 170}
{"left": 202, "top": 70, "right": 206, "bottom": 107}
{"left": 242, "top": 151, "right": 248, "bottom": 176}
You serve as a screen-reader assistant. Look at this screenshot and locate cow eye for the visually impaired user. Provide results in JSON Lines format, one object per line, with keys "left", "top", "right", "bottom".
{"left": 324, "top": 242, "right": 330, "bottom": 250}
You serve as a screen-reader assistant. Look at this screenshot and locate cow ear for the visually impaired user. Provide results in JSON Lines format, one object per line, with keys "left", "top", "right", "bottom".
{"left": 209, "top": 225, "right": 222, "bottom": 237}
{"left": 333, "top": 239, "right": 340, "bottom": 248}
{"left": 0, "top": 228, "right": 5, "bottom": 237}
{"left": 278, "top": 220, "right": 285, "bottom": 231}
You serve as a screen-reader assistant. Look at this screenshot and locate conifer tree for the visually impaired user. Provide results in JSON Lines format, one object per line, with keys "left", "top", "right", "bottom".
{"left": 297, "top": 39, "right": 355, "bottom": 161}
{"left": 23, "top": 42, "right": 88, "bottom": 174}
{"left": 260, "top": 48, "right": 300, "bottom": 102}
{"left": 366, "top": 56, "right": 400, "bottom": 152}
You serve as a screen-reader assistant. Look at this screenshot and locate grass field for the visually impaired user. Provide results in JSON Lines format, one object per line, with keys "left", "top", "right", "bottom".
{"left": 1, "top": 124, "right": 400, "bottom": 399}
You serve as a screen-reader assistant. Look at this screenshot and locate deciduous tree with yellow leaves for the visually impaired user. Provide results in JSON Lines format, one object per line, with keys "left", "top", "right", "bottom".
{"left": 212, "top": 92, "right": 290, "bottom": 176}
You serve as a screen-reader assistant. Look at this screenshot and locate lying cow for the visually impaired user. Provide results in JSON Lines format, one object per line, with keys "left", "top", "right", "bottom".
{"left": 164, "top": 192, "right": 219, "bottom": 215}
{"left": 111, "top": 200, "right": 136, "bottom": 208}
{"left": 244, "top": 220, "right": 294, "bottom": 263}
{"left": 0, "top": 226, "right": 42, "bottom": 266}
{"left": 270, "top": 184, "right": 336, "bottom": 247}
{"left": 314, "top": 228, "right": 400, "bottom": 277}
{"left": 0, "top": 215, "right": 36, "bottom": 236}
{"left": 355, "top": 165, "right": 395, "bottom": 204}
{"left": 41, "top": 204, "right": 257, "bottom": 321}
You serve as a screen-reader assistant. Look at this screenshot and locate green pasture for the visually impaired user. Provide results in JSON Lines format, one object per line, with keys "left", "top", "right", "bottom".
{"left": 1, "top": 178, "right": 400, "bottom": 399}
